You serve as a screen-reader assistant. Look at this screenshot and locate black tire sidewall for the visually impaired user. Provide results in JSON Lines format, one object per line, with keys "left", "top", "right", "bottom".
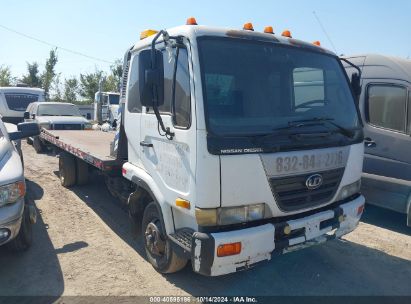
{"left": 142, "top": 202, "right": 173, "bottom": 272}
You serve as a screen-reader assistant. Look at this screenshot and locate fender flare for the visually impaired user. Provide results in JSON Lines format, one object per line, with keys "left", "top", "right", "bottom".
{"left": 124, "top": 163, "right": 175, "bottom": 234}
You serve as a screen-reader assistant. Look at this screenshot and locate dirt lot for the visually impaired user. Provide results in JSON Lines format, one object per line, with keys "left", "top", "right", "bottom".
{"left": 0, "top": 141, "right": 410, "bottom": 297}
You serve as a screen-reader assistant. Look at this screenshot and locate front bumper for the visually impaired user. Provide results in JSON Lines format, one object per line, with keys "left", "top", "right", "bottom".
{"left": 191, "top": 195, "right": 365, "bottom": 276}
{"left": 0, "top": 197, "right": 24, "bottom": 245}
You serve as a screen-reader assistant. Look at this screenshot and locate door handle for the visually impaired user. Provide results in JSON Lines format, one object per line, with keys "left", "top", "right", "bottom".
{"left": 364, "top": 137, "right": 376, "bottom": 147}
{"left": 140, "top": 141, "right": 153, "bottom": 148}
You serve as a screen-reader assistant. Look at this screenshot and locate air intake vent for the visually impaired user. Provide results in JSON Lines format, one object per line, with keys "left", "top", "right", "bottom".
{"left": 120, "top": 59, "right": 130, "bottom": 100}
{"left": 269, "top": 168, "right": 344, "bottom": 212}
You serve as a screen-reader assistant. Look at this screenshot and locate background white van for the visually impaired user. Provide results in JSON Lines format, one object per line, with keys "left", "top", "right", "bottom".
{"left": 0, "top": 87, "right": 46, "bottom": 124}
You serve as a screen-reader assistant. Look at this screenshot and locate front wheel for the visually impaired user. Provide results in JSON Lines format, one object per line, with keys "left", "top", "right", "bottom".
{"left": 142, "top": 202, "right": 187, "bottom": 273}
{"left": 8, "top": 205, "right": 33, "bottom": 252}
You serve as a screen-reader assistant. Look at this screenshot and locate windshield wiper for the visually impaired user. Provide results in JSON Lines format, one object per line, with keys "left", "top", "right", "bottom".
{"left": 286, "top": 117, "right": 356, "bottom": 138}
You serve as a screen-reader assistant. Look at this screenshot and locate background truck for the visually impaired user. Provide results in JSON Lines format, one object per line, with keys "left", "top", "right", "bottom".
{"left": 24, "top": 101, "right": 92, "bottom": 153}
{"left": 0, "top": 87, "right": 46, "bottom": 124}
{"left": 39, "top": 20, "right": 366, "bottom": 276}
{"left": 343, "top": 54, "right": 411, "bottom": 227}
{"left": 94, "top": 91, "right": 120, "bottom": 126}
{"left": 0, "top": 118, "right": 40, "bottom": 251}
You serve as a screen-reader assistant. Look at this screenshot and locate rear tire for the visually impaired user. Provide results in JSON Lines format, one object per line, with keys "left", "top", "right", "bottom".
{"left": 59, "top": 153, "right": 77, "bottom": 187}
{"left": 33, "top": 136, "right": 44, "bottom": 153}
{"left": 142, "top": 202, "right": 187, "bottom": 274}
{"left": 76, "top": 159, "right": 89, "bottom": 185}
{"left": 8, "top": 205, "right": 33, "bottom": 252}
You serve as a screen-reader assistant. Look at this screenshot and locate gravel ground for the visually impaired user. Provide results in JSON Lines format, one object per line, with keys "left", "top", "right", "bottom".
{"left": 0, "top": 141, "right": 410, "bottom": 297}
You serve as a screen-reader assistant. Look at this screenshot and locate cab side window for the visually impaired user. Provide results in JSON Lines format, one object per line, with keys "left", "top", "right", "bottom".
{"left": 367, "top": 84, "right": 407, "bottom": 133}
{"left": 127, "top": 54, "right": 142, "bottom": 113}
{"left": 173, "top": 48, "right": 191, "bottom": 128}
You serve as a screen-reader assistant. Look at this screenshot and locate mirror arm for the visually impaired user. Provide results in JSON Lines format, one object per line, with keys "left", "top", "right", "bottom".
{"left": 149, "top": 30, "right": 174, "bottom": 140}
{"left": 340, "top": 57, "right": 362, "bottom": 79}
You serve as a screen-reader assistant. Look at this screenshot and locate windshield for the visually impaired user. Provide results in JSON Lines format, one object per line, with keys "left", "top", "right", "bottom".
{"left": 109, "top": 94, "right": 120, "bottom": 105}
{"left": 4, "top": 93, "right": 40, "bottom": 111}
{"left": 198, "top": 37, "right": 360, "bottom": 137}
{"left": 37, "top": 104, "right": 81, "bottom": 116}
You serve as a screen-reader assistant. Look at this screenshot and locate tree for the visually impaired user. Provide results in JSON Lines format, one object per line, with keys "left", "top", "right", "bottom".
{"left": 21, "top": 62, "right": 41, "bottom": 87}
{"left": 0, "top": 65, "right": 13, "bottom": 86}
{"left": 64, "top": 77, "right": 79, "bottom": 103}
{"left": 51, "top": 74, "right": 63, "bottom": 101}
{"left": 79, "top": 70, "right": 103, "bottom": 102}
{"left": 41, "top": 48, "right": 58, "bottom": 96}
{"left": 110, "top": 59, "right": 123, "bottom": 91}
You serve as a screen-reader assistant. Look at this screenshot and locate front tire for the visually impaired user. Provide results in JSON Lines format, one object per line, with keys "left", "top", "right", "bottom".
{"left": 8, "top": 205, "right": 33, "bottom": 252}
{"left": 142, "top": 202, "right": 187, "bottom": 273}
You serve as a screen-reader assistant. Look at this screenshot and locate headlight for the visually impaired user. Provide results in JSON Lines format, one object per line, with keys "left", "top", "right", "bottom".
{"left": 0, "top": 181, "right": 25, "bottom": 207}
{"left": 336, "top": 180, "right": 361, "bottom": 201}
{"left": 196, "top": 204, "right": 265, "bottom": 226}
{"left": 84, "top": 123, "right": 92, "bottom": 130}
{"left": 39, "top": 122, "right": 50, "bottom": 130}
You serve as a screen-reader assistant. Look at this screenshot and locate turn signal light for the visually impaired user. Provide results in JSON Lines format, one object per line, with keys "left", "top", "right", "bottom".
{"left": 186, "top": 17, "right": 197, "bottom": 25}
{"left": 217, "top": 242, "right": 242, "bottom": 257}
{"left": 176, "top": 198, "right": 191, "bottom": 210}
{"left": 243, "top": 22, "right": 254, "bottom": 31}
{"left": 357, "top": 204, "right": 365, "bottom": 216}
{"left": 264, "top": 26, "right": 274, "bottom": 34}
{"left": 281, "top": 30, "right": 292, "bottom": 38}
{"left": 313, "top": 41, "right": 321, "bottom": 46}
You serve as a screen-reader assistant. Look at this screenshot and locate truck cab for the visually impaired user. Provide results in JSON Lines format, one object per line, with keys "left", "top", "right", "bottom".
{"left": 343, "top": 54, "right": 411, "bottom": 227}
{"left": 94, "top": 91, "right": 120, "bottom": 126}
{"left": 119, "top": 22, "right": 366, "bottom": 275}
{"left": 0, "top": 87, "right": 46, "bottom": 124}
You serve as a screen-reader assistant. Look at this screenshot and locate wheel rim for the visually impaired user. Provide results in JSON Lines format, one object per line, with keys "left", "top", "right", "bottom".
{"left": 145, "top": 220, "right": 166, "bottom": 257}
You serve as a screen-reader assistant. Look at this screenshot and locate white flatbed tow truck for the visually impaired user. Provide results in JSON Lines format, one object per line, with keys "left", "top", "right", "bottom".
{"left": 40, "top": 18, "right": 366, "bottom": 276}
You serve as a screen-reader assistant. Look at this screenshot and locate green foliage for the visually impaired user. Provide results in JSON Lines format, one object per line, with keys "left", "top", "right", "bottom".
{"left": 21, "top": 62, "right": 41, "bottom": 87}
{"left": 79, "top": 70, "right": 103, "bottom": 102}
{"left": 64, "top": 77, "right": 79, "bottom": 102}
{"left": 41, "top": 48, "right": 58, "bottom": 96}
{"left": 0, "top": 65, "right": 13, "bottom": 86}
{"left": 110, "top": 59, "right": 123, "bottom": 90}
{"left": 51, "top": 74, "right": 63, "bottom": 101}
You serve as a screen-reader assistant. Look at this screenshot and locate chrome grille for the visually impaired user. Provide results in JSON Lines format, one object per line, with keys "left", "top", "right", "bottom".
{"left": 269, "top": 168, "right": 345, "bottom": 211}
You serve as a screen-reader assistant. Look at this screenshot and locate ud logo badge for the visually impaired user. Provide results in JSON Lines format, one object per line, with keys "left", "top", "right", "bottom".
{"left": 306, "top": 174, "right": 323, "bottom": 190}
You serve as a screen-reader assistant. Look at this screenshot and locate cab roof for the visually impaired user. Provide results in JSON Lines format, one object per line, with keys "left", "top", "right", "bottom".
{"left": 343, "top": 54, "right": 411, "bottom": 83}
{"left": 131, "top": 25, "right": 336, "bottom": 57}
{"left": 0, "top": 87, "right": 45, "bottom": 93}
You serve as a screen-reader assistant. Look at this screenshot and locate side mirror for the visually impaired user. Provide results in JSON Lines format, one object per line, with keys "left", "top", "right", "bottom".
{"left": 24, "top": 111, "right": 30, "bottom": 119}
{"left": 139, "top": 49, "right": 164, "bottom": 108}
{"left": 8, "top": 122, "right": 40, "bottom": 141}
{"left": 351, "top": 72, "right": 362, "bottom": 97}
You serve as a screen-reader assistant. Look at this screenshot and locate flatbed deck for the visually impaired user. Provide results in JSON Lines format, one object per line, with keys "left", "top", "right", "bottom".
{"left": 40, "top": 129, "right": 121, "bottom": 171}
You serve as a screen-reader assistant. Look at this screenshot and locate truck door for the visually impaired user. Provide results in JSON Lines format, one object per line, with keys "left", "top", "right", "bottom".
{"left": 360, "top": 80, "right": 411, "bottom": 213}
{"left": 124, "top": 53, "right": 144, "bottom": 168}
{"left": 139, "top": 46, "right": 196, "bottom": 226}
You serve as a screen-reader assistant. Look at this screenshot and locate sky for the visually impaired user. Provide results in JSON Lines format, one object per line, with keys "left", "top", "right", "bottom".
{"left": 1, "top": 0, "right": 410, "bottom": 81}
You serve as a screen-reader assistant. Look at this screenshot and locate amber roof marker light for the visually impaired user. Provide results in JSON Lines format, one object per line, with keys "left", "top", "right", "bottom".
{"left": 186, "top": 17, "right": 198, "bottom": 25}
{"left": 243, "top": 22, "right": 254, "bottom": 31}
{"left": 281, "top": 30, "right": 292, "bottom": 38}
{"left": 264, "top": 26, "right": 274, "bottom": 34}
{"left": 313, "top": 41, "right": 321, "bottom": 46}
